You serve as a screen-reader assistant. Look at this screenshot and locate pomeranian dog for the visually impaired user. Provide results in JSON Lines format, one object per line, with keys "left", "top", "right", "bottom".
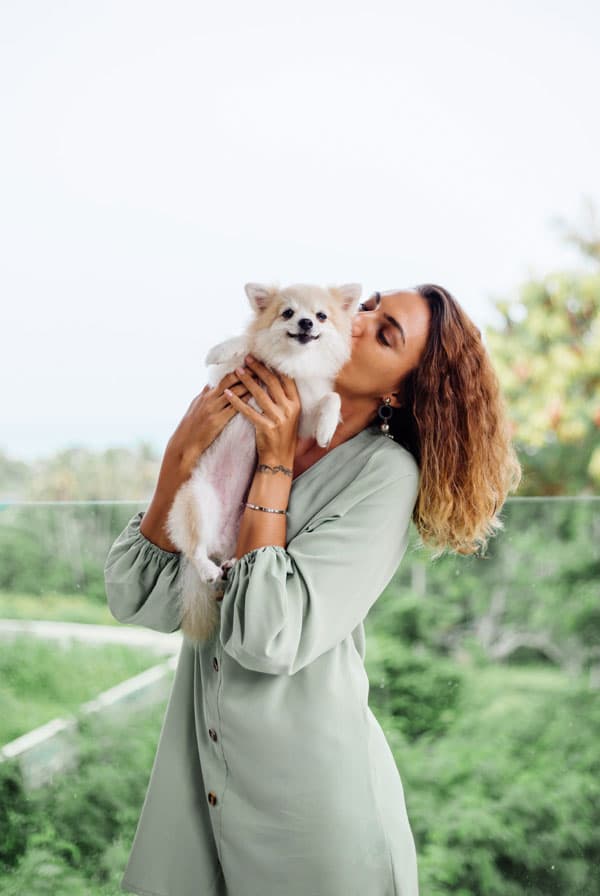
{"left": 165, "top": 281, "right": 362, "bottom": 643}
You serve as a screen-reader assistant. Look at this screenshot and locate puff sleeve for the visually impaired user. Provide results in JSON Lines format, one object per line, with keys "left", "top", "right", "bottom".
{"left": 104, "top": 510, "right": 184, "bottom": 633}
{"left": 218, "top": 451, "right": 420, "bottom": 675}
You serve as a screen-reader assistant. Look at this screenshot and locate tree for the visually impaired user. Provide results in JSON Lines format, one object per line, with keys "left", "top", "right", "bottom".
{"left": 485, "top": 197, "right": 600, "bottom": 494}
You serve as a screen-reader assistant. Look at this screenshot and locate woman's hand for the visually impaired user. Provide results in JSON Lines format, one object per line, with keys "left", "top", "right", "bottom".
{"left": 224, "top": 355, "right": 301, "bottom": 465}
{"left": 166, "top": 370, "right": 253, "bottom": 478}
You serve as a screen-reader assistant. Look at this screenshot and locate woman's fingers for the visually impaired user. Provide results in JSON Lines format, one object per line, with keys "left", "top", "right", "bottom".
{"left": 214, "top": 381, "right": 250, "bottom": 411}
{"left": 223, "top": 385, "right": 266, "bottom": 427}
{"left": 248, "top": 355, "right": 299, "bottom": 404}
{"left": 275, "top": 369, "right": 299, "bottom": 403}
{"left": 243, "top": 357, "right": 289, "bottom": 412}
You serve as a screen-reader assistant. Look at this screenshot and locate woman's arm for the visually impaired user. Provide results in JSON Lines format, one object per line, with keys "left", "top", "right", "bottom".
{"left": 139, "top": 447, "right": 192, "bottom": 552}
{"left": 223, "top": 354, "right": 300, "bottom": 558}
{"left": 140, "top": 373, "right": 254, "bottom": 551}
{"left": 104, "top": 372, "right": 253, "bottom": 629}
{"left": 219, "top": 449, "right": 420, "bottom": 675}
{"left": 233, "top": 459, "right": 294, "bottom": 557}
{"left": 104, "top": 510, "right": 185, "bottom": 632}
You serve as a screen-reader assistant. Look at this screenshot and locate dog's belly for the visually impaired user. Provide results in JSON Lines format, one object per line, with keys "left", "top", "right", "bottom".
{"left": 201, "top": 411, "right": 257, "bottom": 554}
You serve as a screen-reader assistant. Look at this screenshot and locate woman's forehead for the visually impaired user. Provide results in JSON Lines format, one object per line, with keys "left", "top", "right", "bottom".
{"left": 379, "top": 289, "right": 418, "bottom": 302}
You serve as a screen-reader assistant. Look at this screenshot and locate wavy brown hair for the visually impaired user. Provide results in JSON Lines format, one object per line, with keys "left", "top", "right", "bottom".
{"left": 366, "top": 283, "right": 522, "bottom": 559}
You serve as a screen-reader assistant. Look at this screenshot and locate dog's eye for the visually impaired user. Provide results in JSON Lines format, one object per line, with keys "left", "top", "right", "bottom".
{"left": 316, "top": 312, "right": 327, "bottom": 321}
{"left": 281, "top": 308, "right": 294, "bottom": 320}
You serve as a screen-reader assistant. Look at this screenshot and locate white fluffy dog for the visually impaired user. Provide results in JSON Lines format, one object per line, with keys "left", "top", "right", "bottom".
{"left": 166, "top": 281, "right": 362, "bottom": 643}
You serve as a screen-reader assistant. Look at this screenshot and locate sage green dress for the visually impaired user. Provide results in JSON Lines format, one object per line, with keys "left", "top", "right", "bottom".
{"left": 104, "top": 425, "right": 421, "bottom": 896}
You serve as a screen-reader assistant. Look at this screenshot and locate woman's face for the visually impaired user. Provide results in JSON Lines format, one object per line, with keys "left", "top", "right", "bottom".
{"left": 334, "top": 289, "right": 431, "bottom": 408}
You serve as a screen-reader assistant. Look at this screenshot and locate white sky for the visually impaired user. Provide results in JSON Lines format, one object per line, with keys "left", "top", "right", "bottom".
{"left": 2, "top": 0, "right": 599, "bottom": 462}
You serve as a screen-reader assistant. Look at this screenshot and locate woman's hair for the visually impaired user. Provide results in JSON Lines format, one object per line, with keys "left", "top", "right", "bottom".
{"left": 368, "top": 282, "right": 522, "bottom": 559}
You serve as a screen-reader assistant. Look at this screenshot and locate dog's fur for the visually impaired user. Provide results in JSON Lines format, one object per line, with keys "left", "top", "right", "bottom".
{"left": 165, "top": 281, "right": 361, "bottom": 643}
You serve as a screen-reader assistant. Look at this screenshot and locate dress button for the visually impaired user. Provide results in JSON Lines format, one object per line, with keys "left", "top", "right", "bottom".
{"left": 209, "top": 728, "right": 217, "bottom": 742}
{"left": 208, "top": 791, "right": 218, "bottom": 806}
{"left": 212, "top": 657, "right": 219, "bottom": 671}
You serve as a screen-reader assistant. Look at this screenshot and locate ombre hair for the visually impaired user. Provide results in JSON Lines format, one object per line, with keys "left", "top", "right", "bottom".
{"left": 367, "top": 283, "right": 522, "bottom": 559}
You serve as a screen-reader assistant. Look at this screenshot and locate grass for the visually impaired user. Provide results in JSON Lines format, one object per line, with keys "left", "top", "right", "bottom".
{"left": 0, "top": 637, "right": 165, "bottom": 745}
{"left": 0, "top": 592, "right": 116, "bottom": 625}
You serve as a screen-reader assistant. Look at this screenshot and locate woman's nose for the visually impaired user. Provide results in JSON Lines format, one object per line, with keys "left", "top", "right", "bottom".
{"left": 351, "top": 313, "right": 366, "bottom": 337}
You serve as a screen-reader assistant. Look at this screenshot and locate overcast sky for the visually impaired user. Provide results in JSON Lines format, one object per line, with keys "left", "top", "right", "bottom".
{"left": 2, "top": 0, "right": 599, "bottom": 462}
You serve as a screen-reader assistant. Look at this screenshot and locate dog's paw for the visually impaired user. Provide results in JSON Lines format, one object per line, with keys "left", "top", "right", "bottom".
{"left": 315, "top": 393, "right": 341, "bottom": 448}
{"left": 220, "top": 557, "right": 237, "bottom": 578}
{"left": 315, "top": 419, "right": 337, "bottom": 448}
{"left": 192, "top": 555, "right": 225, "bottom": 584}
{"left": 206, "top": 336, "right": 249, "bottom": 367}
{"left": 205, "top": 346, "right": 231, "bottom": 366}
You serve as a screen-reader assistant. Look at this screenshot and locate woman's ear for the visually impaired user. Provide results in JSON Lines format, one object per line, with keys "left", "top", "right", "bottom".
{"left": 390, "top": 390, "right": 403, "bottom": 410}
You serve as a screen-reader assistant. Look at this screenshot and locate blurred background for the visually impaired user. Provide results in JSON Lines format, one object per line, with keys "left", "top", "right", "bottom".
{"left": 0, "top": 1, "right": 599, "bottom": 894}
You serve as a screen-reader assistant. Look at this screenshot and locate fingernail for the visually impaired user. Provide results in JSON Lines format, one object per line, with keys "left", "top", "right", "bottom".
{"left": 245, "top": 354, "right": 253, "bottom": 363}
{"left": 235, "top": 366, "right": 244, "bottom": 376}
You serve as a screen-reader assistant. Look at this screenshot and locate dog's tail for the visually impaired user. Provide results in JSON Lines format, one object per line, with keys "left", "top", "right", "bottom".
{"left": 178, "top": 559, "right": 221, "bottom": 644}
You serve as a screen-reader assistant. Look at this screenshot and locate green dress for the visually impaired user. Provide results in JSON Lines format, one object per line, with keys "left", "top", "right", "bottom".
{"left": 104, "top": 425, "right": 421, "bottom": 896}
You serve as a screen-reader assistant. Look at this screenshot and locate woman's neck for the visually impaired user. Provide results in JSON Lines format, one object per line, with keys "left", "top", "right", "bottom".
{"left": 296, "top": 394, "right": 376, "bottom": 456}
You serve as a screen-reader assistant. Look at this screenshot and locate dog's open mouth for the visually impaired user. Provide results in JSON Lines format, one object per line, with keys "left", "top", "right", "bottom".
{"left": 287, "top": 332, "right": 320, "bottom": 345}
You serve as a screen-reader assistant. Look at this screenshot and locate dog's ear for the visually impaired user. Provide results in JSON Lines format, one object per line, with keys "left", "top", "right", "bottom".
{"left": 328, "top": 283, "right": 362, "bottom": 313}
{"left": 244, "top": 282, "right": 280, "bottom": 312}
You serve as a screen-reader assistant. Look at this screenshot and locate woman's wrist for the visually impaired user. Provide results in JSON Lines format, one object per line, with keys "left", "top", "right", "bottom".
{"left": 234, "top": 457, "right": 293, "bottom": 558}
{"left": 256, "top": 456, "right": 294, "bottom": 480}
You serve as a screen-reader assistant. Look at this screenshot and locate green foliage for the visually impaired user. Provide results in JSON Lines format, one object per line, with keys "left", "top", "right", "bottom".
{"left": 370, "top": 497, "right": 600, "bottom": 678}
{"left": 367, "top": 635, "right": 464, "bottom": 740}
{"left": 0, "top": 702, "right": 165, "bottom": 891}
{"left": 0, "top": 442, "right": 160, "bottom": 504}
{"left": 403, "top": 683, "right": 600, "bottom": 895}
{"left": 1, "top": 654, "right": 599, "bottom": 894}
{"left": 0, "top": 504, "right": 143, "bottom": 602}
{"left": 0, "top": 761, "right": 29, "bottom": 868}
{"left": 485, "top": 266, "right": 600, "bottom": 493}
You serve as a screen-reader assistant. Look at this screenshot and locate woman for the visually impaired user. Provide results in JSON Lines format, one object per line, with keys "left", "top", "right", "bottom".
{"left": 104, "top": 284, "right": 521, "bottom": 896}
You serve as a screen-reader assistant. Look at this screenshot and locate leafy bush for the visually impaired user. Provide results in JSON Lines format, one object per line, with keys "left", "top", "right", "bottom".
{"left": 0, "top": 701, "right": 165, "bottom": 889}
{"left": 366, "top": 634, "right": 465, "bottom": 740}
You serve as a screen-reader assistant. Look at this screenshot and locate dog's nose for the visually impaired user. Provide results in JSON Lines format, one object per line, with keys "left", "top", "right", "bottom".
{"left": 298, "top": 318, "right": 313, "bottom": 332}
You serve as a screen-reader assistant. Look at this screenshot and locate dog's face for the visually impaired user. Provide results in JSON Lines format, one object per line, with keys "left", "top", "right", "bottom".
{"left": 243, "top": 282, "right": 362, "bottom": 378}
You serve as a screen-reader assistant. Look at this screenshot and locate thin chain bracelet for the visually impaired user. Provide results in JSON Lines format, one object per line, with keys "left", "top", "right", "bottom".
{"left": 256, "top": 463, "right": 293, "bottom": 478}
{"left": 241, "top": 501, "right": 288, "bottom": 515}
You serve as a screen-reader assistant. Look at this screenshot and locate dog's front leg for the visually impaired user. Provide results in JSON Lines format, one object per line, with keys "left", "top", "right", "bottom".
{"left": 315, "top": 392, "right": 342, "bottom": 448}
{"left": 205, "top": 336, "right": 250, "bottom": 369}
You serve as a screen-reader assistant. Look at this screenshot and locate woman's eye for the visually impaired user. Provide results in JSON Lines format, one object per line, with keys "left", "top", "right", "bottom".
{"left": 358, "top": 298, "right": 390, "bottom": 345}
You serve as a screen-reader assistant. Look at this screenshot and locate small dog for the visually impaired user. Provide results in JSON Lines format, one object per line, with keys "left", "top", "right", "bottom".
{"left": 166, "top": 281, "right": 361, "bottom": 643}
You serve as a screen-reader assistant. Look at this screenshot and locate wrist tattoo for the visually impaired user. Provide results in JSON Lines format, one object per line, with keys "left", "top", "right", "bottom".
{"left": 257, "top": 463, "right": 293, "bottom": 478}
